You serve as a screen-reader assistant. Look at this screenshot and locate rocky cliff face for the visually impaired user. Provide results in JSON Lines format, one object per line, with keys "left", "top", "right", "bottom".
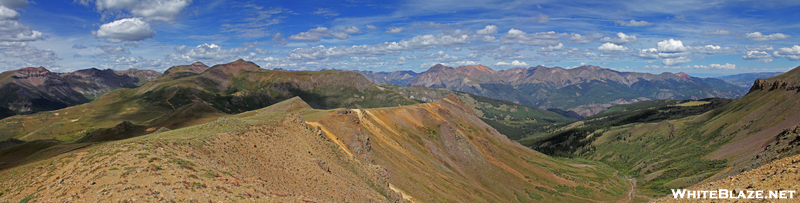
{"left": 749, "top": 78, "right": 800, "bottom": 92}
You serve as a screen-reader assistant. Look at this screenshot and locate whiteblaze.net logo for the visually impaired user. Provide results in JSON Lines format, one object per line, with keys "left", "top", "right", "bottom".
{"left": 671, "top": 189, "right": 796, "bottom": 199}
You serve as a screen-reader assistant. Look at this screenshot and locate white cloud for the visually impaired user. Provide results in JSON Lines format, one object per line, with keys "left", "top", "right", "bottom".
{"left": 501, "top": 29, "right": 565, "bottom": 46}
{"left": 561, "top": 48, "right": 597, "bottom": 58}
{"left": 566, "top": 33, "right": 602, "bottom": 44}
{"left": 0, "top": 42, "right": 61, "bottom": 68}
{"left": 313, "top": 8, "right": 338, "bottom": 17}
{"left": 0, "top": 18, "right": 42, "bottom": 42}
{"left": 530, "top": 13, "right": 549, "bottom": 23}
{"left": 168, "top": 43, "right": 248, "bottom": 63}
{"left": 496, "top": 60, "right": 528, "bottom": 67}
{"left": 342, "top": 26, "right": 361, "bottom": 34}
{"left": 600, "top": 32, "right": 637, "bottom": 45}
{"left": 773, "top": 45, "right": 800, "bottom": 61}
{"left": 470, "top": 45, "right": 523, "bottom": 59}
{"left": 701, "top": 29, "right": 731, "bottom": 35}
{"left": 0, "top": 5, "right": 41, "bottom": 42}
{"left": 745, "top": 45, "right": 774, "bottom": 51}
{"left": 657, "top": 39, "right": 687, "bottom": 53}
{"left": 692, "top": 45, "right": 736, "bottom": 55}
{"left": 96, "top": 45, "right": 130, "bottom": 55}
{"left": 0, "top": 5, "right": 20, "bottom": 20}
{"left": 710, "top": 63, "right": 736, "bottom": 69}
{"left": 742, "top": 50, "right": 773, "bottom": 63}
{"left": 386, "top": 26, "right": 403, "bottom": 34}
{"left": 615, "top": 19, "right": 653, "bottom": 27}
{"left": 92, "top": 18, "right": 156, "bottom": 42}
{"left": 0, "top": 0, "right": 28, "bottom": 9}
{"left": 365, "top": 25, "right": 378, "bottom": 30}
{"left": 287, "top": 32, "right": 473, "bottom": 60}
{"left": 72, "top": 44, "right": 88, "bottom": 49}
{"left": 85, "top": 0, "right": 191, "bottom": 23}
{"left": 744, "top": 32, "right": 791, "bottom": 41}
{"left": 597, "top": 42, "right": 628, "bottom": 52}
{"left": 662, "top": 56, "right": 691, "bottom": 66}
{"left": 476, "top": 25, "right": 498, "bottom": 35}
{"left": 538, "top": 43, "right": 565, "bottom": 52}
{"left": 288, "top": 27, "right": 333, "bottom": 42}
{"left": 334, "top": 32, "right": 349, "bottom": 40}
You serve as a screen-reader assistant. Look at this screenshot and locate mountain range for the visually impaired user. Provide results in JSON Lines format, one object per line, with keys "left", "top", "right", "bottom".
{"left": 0, "top": 66, "right": 160, "bottom": 119}
{"left": 523, "top": 65, "right": 800, "bottom": 198}
{"left": 359, "top": 64, "right": 746, "bottom": 117}
{"left": 0, "top": 60, "right": 629, "bottom": 202}
{"left": 716, "top": 72, "right": 784, "bottom": 89}
{"left": 0, "top": 59, "right": 797, "bottom": 202}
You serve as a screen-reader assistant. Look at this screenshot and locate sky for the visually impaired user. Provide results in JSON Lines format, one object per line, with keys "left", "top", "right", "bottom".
{"left": 1, "top": 0, "right": 799, "bottom": 77}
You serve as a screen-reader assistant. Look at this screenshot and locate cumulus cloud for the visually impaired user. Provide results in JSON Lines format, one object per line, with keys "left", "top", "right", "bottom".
{"left": 0, "top": 18, "right": 42, "bottom": 42}
{"left": 72, "top": 44, "right": 88, "bottom": 49}
{"left": 169, "top": 43, "right": 248, "bottom": 63}
{"left": 287, "top": 32, "right": 473, "bottom": 61}
{"left": 385, "top": 26, "right": 403, "bottom": 34}
{"left": 288, "top": 27, "right": 333, "bottom": 42}
{"left": 600, "top": 32, "right": 637, "bottom": 45}
{"left": 496, "top": 60, "right": 528, "bottom": 67}
{"left": 745, "top": 32, "right": 791, "bottom": 41}
{"left": 773, "top": 45, "right": 800, "bottom": 61}
{"left": 530, "top": 14, "right": 549, "bottom": 23}
{"left": 0, "top": 5, "right": 20, "bottom": 20}
{"left": 560, "top": 48, "right": 597, "bottom": 59}
{"left": 476, "top": 25, "right": 498, "bottom": 35}
{"left": 701, "top": 29, "right": 731, "bottom": 35}
{"left": 501, "top": 29, "right": 565, "bottom": 46}
{"left": 710, "top": 63, "right": 736, "bottom": 69}
{"left": 615, "top": 19, "right": 653, "bottom": 27}
{"left": 92, "top": 18, "right": 156, "bottom": 42}
{"left": 0, "top": 42, "right": 61, "bottom": 68}
{"left": 662, "top": 56, "right": 691, "bottom": 66}
{"left": 334, "top": 32, "right": 349, "bottom": 40}
{"left": 81, "top": 0, "right": 191, "bottom": 23}
{"left": 0, "top": 0, "right": 28, "bottom": 9}
{"left": 365, "top": 25, "right": 378, "bottom": 30}
{"left": 692, "top": 45, "right": 736, "bottom": 55}
{"left": 0, "top": 5, "right": 42, "bottom": 42}
{"left": 657, "top": 39, "right": 687, "bottom": 53}
{"left": 97, "top": 45, "right": 130, "bottom": 55}
{"left": 566, "top": 33, "right": 602, "bottom": 44}
{"left": 745, "top": 45, "right": 774, "bottom": 51}
{"left": 597, "top": 42, "right": 628, "bottom": 52}
{"left": 342, "top": 26, "right": 361, "bottom": 34}
{"left": 470, "top": 45, "right": 523, "bottom": 59}
{"left": 538, "top": 43, "right": 565, "bottom": 52}
{"left": 313, "top": 8, "right": 338, "bottom": 17}
{"left": 742, "top": 50, "right": 773, "bottom": 63}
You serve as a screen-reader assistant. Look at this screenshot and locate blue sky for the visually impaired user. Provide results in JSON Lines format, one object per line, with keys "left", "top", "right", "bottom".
{"left": 1, "top": 0, "right": 799, "bottom": 77}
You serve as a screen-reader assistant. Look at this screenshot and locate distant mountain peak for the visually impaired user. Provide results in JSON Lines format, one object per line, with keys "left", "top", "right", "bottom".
{"left": 676, "top": 72, "right": 691, "bottom": 79}
{"left": 191, "top": 62, "right": 207, "bottom": 66}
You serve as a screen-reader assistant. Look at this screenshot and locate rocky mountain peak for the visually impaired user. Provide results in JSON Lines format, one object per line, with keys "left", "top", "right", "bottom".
{"left": 12, "top": 67, "right": 51, "bottom": 78}
{"left": 676, "top": 72, "right": 691, "bottom": 79}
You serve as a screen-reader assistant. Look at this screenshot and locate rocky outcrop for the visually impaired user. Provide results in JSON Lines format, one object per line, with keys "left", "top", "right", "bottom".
{"left": 749, "top": 78, "right": 800, "bottom": 92}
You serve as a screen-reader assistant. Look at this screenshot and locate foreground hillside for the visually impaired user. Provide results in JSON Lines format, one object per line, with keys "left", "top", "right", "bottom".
{"left": 0, "top": 96, "right": 629, "bottom": 202}
{"left": 360, "top": 64, "right": 745, "bottom": 117}
{"left": 524, "top": 65, "right": 800, "bottom": 197}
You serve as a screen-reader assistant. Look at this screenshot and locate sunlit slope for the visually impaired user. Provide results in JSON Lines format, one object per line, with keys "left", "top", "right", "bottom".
{"left": 0, "top": 96, "right": 628, "bottom": 202}
{"left": 305, "top": 95, "right": 628, "bottom": 202}
{"left": 0, "top": 59, "right": 419, "bottom": 142}
{"left": 524, "top": 65, "right": 800, "bottom": 197}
